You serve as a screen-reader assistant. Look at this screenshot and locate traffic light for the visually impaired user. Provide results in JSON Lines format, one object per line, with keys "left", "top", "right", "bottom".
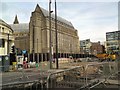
{"left": 11, "top": 46, "right": 15, "bottom": 53}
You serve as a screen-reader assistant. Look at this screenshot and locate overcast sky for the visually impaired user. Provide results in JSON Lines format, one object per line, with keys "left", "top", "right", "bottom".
{"left": 0, "top": 0, "right": 119, "bottom": 42}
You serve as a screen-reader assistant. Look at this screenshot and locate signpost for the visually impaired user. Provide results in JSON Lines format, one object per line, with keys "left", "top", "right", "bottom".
{"left": 17, "top": 56, "right": 24, "bottom": 65}
{"left": 22, "top": 50, "right": 27, "bottom": 54}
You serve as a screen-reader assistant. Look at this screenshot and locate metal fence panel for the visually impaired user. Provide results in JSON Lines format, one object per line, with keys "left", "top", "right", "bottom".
{"left": 1, "top": 62, "right": 119, "bottom": 90}
{"left": 47, "top": 62, "right": 119, "bottom": 89}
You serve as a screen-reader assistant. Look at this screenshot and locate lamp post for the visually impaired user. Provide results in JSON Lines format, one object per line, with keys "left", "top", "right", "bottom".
{"left": 49, "top": 0, "right": 53, "bottom": 69}
{"left": 37, "top": 39, "right": 39, "bottom": 63}
{"left": 7, "top": 33, "right": 9, "bottom": 55}
{"left": 55, "top": 0, "right": 58, "bottom": 69}
{"left": 32, "top": 24, "right": 35, "bottom": 62}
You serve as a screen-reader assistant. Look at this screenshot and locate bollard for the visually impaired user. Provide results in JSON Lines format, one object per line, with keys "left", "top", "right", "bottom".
{"left": 36, "top": 63, "right": 39, "bottom": 68}
{"left": 12, "top": 62, "right": 17, "bottom": 71}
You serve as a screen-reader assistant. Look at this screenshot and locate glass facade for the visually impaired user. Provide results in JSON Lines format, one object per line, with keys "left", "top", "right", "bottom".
{"left": 106, "top": 31, "right": 120, "bottom": 41}
{"left": 106, "top": 31, "right": 120, "bottom": 53}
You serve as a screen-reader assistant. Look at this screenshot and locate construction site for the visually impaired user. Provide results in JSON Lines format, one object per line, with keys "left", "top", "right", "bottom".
{"left": 0, "top": 58, "right": 120, "bottom": 90}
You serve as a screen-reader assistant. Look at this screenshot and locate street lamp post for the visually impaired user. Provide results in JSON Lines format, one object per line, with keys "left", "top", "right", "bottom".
{"left": 7, "top": 33, "right": 9, "bottom": 55}
{"left": 32, "top": 24, "right": 35, "bottom": 62}
{"left": 37, "top": 39, "right": 39, "bottom": 63}
{"left": 55, "top": 0, "right": 58, "bottom": 69}
{"left": 49, "top": 0, "right": 53, "bottom": 69}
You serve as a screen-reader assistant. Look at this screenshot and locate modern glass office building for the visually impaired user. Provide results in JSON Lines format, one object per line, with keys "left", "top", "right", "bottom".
{"left": 106, "top": 31, "right": 120, "bottom": 53}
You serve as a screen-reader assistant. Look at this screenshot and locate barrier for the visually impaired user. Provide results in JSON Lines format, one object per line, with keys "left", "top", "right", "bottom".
{"left": 47, "top": 66, "right": 86, "bottom": 88}
{"left": 46, "top": 62, "right": 119, "bottom": 89}
{"left": 83, "top": 62, "right": 119, "bottom": 89}
{"left": 1, "top": 61, "right": 119, "bottom": 90}
{"left": 1, "top": 69, "right": 49, "bottom": 90}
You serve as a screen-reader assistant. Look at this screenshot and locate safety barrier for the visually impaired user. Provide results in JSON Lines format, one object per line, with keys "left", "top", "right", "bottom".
{"left": 1, "top": 80, "right": 47, "bottom": 90}
{"left": 1, "top": 61, "right": 119, "bottom": 90}
{"left": 46, "top": 62, "right": 119, "bottom": 89}
{"left": 84, "top": 62, "right": 119, "bottom": 89}
{"left": 47, "top": 66, "right": 85, "bottom": 88}
{"left": 1, "top": 69, "right": 51, "bottom": 90}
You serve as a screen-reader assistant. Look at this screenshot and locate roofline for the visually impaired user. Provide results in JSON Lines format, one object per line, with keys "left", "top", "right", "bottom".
{"left": 0, "top": 20, "right": 13, "bottom": 33}
{"left": 35, "top": 4, "right": 74, "bottom": 28}
{"left": 106, "top": 30, "right": 120, "bottom": 34}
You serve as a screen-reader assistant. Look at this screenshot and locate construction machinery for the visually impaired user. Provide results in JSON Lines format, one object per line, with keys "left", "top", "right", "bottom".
{"left": 96, "top": 53, "right": 116, "bottom": 62}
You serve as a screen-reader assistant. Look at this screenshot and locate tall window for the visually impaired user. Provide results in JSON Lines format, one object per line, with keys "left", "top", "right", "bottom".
{"left": 0, "top": 26, "right": 1, "bottom": 32}
{"left": 0, "top": 39, "right": 5, "bottom": 47}
{"left": 2, "top": 27, "right": 4, "bottom": 33}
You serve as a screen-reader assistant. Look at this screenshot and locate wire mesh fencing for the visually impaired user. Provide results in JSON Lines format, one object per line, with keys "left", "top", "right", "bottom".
{"left": 1, "top": 69, "right": 52, "bottom": 90}
{"left": 0, "top": 61, "right": 119, "bottom": 90}
{"left": 47, "top": 66, "right": 86, "bottom": 89}
{"left": 46, "top": 62, "right": 119, "bottom": 89}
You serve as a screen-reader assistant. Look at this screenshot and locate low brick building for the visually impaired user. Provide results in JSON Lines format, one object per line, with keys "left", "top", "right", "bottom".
{"left": 90, "top": 41, "right": 105, "bottom": 55}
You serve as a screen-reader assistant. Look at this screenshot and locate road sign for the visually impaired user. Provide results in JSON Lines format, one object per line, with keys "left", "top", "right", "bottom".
{"left": 5, "top": 56, "right": 9, "bottom": 60}
{"left": 22, "top": 50, "right": 27, "bottom": 54}
{"left": 17, "top": 56, "right": 24, "bottom": 65}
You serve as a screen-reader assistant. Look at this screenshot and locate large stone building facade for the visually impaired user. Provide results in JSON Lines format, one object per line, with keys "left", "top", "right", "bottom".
{"left": 29, "top": 4, "right": 80, "bottom": 61}
{"left": 0, "top": 19, "right": 14, "bottom": 55}
{"left": 10, "top": 15, "right": 29, "bottom": 53}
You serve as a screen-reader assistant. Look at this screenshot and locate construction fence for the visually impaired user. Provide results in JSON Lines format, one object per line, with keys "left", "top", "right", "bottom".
{"left": 1, "top": 62, "right": 120, "bottom": 90}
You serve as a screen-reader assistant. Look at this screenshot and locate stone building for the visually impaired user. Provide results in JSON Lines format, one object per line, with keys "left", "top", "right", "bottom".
{"left": 10, "top": 15, "right": 29, "bottom": 53}
{"left": 29, "top": 4, "right": 80, "bottom": 61}
{"left": 0, "top": 19, "right": 14, "bottom": 55}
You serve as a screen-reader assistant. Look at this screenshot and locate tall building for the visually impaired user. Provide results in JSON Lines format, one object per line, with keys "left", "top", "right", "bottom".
{"left": 10, "top": 15, "right": 29, "bottom": 53}
{"left": 80, "top": 39, "right": 105, "bottom": 55}
{"left": 106, "top": 31, "right": 120, "bottom": 53}
{"left": 0, "top": 19, "right": 14, "bottom": 55}
{"left": 80, "top": 39, "right": 91, "bottom": 54}
{"left": 29, "top": 4, "right": 80, "bottom": 61}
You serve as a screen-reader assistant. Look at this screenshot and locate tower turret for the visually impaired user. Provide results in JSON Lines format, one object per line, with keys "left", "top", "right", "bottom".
{"left": 13, "top": 15, "right": 19, "bottom": 24}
